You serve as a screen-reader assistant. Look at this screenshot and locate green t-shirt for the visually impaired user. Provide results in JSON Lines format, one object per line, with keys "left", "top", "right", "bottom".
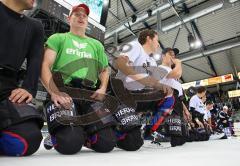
{"left": 46, "top": 32, "right": 108, "bottom": 86}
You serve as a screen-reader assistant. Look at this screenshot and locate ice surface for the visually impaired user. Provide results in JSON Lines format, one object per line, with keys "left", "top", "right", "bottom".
{"left": 1, "top": 138, "right": 239, "bottom": 166}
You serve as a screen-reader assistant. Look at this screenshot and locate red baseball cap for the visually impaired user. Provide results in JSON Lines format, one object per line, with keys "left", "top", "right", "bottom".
{"left": 69, "top": 4, "right": 90, "bottom": 16}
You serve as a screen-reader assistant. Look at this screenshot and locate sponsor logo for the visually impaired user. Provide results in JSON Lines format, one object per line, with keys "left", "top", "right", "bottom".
{"left": 115, "top": 107, "right": 135, "bottom": 118}
{"left": 121, "top": 115, "right": 139, "bottom": 125}
{"left": 72, "top": 40, "right": 87, "bottom": 49}
{"left": 49, "top": 110, "right": 73, "bottom": 122}
{"left": 47, "top": 104, "right": 74, "bottom": 122}
{"left": 65, "top": 40, "right": 92, "bottom": 58}
{"left": 169, "top": 126, "right": 181, "bottom": 132}
{"left": 66, "top": 48, "right": 92, "bottom": 58}
{"left": 168, "top": 118, "right": 181, "bottom": 124}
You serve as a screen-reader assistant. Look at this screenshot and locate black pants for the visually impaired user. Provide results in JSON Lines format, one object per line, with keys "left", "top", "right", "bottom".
{"left": 169, "top": 93, "right": 187, "bottom": 147}
{"left": 49, "top": 115, "right": 143, "bottom": 154}
{"left": 45, "top": 98, "right": 117, "bottom": 154}
{"left": 116, "top": 128, "right": 143, "bottom": 151}
{"left": 48, "top": 78, "right": 142, "bottom": 154}
{"left": 51, "top": 125, "right": 116, "bottom": 155}
{"left": 0, "top": 120, "right": 42, "bottom": 156}
{"left": 0, "top": 71, "right": 43, "bottom": 156}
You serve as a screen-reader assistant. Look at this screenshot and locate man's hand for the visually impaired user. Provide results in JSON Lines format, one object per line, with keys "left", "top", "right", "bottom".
{"left": 9, "top": 88, "right": 33, "bottom": 103}
{"left": 196, "top": 119, "right": 204, "bottom": 128}
{"left": 184, "top": 110, "right": 192, "bottom": 121}
{"left": 190, "top": 122, "right": 195, "bottom": 128}
{"left": 51, "top": 92, "right": 72, "bottom": 109}
{"left": 90, "top": 88, "right": 106, "bottom": 101}
{"left": 183, "top": 103, "right": 192, "bottom": 121}
{"left": 204, "top": 121, "right": 208, "bottom": 126}
{"left": 171, "top": 58, "right": 181, "bottom": 64}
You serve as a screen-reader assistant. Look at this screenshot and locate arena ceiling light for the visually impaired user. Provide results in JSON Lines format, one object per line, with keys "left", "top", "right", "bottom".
{"left": 188, "top": 33, "right": 202, "bottom": 49}
{"left": 229, "top": 0, "right": 238, "bottom": 3}
{"left": 188, "top": 33, "right": 195, "bottom": 48}
{"left": 194, "top": 39, "right": 202, "bottom": 48}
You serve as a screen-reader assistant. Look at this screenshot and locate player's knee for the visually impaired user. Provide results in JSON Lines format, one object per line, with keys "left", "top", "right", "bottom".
{"left": 117, "top": 128, "right": 143, "bottom": 151}
{"left": 89, "top": 127, "right": 116, "bottom": 153}
{"left": 1, "top": 128, "right": 42, "bottom": 156}
{"left": 24, "top": 129, "right": 42, "bottom": 156}
{"left": 54, "top": 126, "right": 85, "bottom": 155}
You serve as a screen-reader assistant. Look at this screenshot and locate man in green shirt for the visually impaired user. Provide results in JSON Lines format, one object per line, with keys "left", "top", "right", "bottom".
{"left": 41, "top": 4, "right": 116, "bottom": 154}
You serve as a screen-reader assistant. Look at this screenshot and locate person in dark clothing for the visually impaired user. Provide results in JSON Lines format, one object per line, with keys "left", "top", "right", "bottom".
{"left": 0, "top": 0, "right": 44, "bottom": 156}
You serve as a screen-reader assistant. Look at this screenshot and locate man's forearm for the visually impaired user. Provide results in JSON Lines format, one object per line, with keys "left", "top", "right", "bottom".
{"left": 115, "top": 57, "right": 140, "bottom": 77}
{"left": 115, "top": 57, "right": 159, "bottom": 87}
{"left": 208, "top": 119, "right": 212, "bottom": 126}
{"left": 41, "top": 64, "right": 59, "bottom": 95}
{"left": 182, "top": 102, "right": 189, "bottom": 114}
{"left": 99, "top": 68, "right": 109, "bottom": 90}
{"left": 22, "top": 21, "right": 44, "bottom": 97}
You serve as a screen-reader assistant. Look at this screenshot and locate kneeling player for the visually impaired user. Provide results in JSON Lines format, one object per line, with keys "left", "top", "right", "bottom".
{"left": 41, "top": 3, "right": 116, "bottom": 155}
{"left": 144, "top": 48, "right": 190, "bottom": 146}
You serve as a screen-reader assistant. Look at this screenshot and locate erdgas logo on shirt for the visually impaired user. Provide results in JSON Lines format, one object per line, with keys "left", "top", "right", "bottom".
{"left": 66, "top": 40, "right": 92, "bottom": 58}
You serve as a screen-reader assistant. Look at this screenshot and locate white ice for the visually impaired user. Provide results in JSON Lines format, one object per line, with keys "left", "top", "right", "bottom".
{"left": 1, "top": 138, "right": 240, "bottom": 166}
